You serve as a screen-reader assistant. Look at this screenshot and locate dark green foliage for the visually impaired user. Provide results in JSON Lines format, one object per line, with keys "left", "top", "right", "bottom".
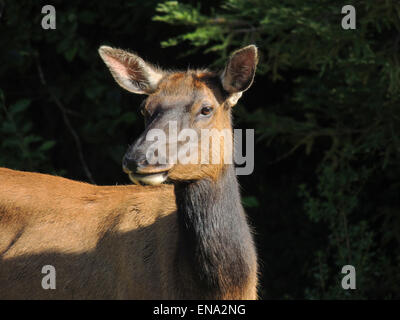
{"left": 0, "top": 0, "right": 166, "bottom": 183}
{"left": 0, "top": 93, "right": 56, "bottom": 170}
{"left": 0, "top": 0, "right": 399, "bottom": 299}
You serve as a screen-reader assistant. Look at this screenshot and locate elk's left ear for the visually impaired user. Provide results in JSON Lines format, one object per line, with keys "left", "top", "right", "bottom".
{"left": 221, "top": 45, "right": 258, "bottom": 106}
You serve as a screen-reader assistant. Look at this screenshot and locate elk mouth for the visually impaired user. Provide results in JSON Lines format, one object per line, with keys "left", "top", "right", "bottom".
{"left": 124, "top": 164, "right": 172, "bottom": 186}
{"left": 128, "top": 171, "right": 169, "bottom": 186}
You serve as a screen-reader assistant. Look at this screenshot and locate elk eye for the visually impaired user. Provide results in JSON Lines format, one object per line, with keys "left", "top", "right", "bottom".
{"left": 200, "top": 106, "right": 213, "bottom": 116}
{"left": 140, "top": 107, "right": 146, "bottom": 116}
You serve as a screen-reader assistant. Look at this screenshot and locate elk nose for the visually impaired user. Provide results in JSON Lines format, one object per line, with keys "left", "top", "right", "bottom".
{"left": 122, "top": 155, "right": 148, "bottom": 173}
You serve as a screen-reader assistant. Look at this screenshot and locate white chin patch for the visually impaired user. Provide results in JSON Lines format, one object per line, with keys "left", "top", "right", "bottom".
{"left": 129, "top": 172, "right": 168, "bottom": 185}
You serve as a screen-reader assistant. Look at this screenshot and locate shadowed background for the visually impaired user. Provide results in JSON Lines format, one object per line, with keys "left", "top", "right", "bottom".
{"left": 0, "top": 0, "right": 399, "bottom": 299}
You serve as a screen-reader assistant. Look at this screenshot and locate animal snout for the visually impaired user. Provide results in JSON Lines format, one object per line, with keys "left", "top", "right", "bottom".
{"left": 122, "top": 152, "right": 148, "bottom": 173}
{"left": 122, "top": 142, "right": 172, "bottom": 174}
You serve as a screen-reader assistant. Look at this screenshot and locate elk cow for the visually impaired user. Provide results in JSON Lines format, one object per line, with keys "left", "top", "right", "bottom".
{"left": 0, "top": 45, "right": 259, "bottom": 299}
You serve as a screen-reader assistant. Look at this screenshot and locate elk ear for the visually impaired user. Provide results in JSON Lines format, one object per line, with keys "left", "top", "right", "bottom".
{"left": 221, "top": 45, "right": 258, "bottom": 106}
{"left": 99, "top": 46, "right": 163, "bottom": 95}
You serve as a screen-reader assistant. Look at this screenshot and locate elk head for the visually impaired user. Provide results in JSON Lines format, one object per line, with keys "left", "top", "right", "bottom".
{"left": 99, "top": 45, "right": 258, "bottom": 185}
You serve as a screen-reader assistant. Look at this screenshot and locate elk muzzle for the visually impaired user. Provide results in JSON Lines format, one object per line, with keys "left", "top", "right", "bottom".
{"left": 122, "top": 133, "right": 173, "bottom": 185}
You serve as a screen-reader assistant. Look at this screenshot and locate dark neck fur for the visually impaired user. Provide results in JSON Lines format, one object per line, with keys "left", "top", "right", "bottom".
{"left": 174, "top": 165, "right": 257, "bottom": 299}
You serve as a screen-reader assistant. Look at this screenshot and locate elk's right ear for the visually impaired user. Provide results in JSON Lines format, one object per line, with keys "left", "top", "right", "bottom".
{"left": 98, "top": 46, "right": 163, "bottom": 95}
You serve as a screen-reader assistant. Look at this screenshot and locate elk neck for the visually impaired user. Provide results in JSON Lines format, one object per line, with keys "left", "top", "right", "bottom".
{"left": 173, "top": 163, "right": 257, "bottom": 298}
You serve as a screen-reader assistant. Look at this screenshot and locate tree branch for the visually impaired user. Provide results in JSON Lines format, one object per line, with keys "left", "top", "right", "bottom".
{"left": 35, "top": 53, "right": 95, "bottom": 184}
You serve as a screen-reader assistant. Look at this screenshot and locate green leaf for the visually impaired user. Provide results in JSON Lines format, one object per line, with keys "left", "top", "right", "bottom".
{"left": 242, "top": 196, "right": 260, "bottom": 208}
{"left": 65, "top": 46, "right": 78, "bottom": 62}
{"left": 38, "top": 140, "right": 56, "bottom": 152}
{"left": 10, "top": 99, "right": 31, "bottom": 114}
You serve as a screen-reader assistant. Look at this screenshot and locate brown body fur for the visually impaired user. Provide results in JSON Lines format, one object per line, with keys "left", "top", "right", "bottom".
{"left": 0, "top": 167, "right": 257, "bottom": 299}
{"left": 0, "top": 168, "right": 174, "bottom": 299}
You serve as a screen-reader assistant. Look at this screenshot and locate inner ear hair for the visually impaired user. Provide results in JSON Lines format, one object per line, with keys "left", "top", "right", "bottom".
{"left": 221, "top": 45, "right": 258, "bottom": 95}
{"left": 225, "top": 92, "right": 243, "bottom": 107}
{"left": 98, "top": 46, "right": 164, "bottom": 95}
